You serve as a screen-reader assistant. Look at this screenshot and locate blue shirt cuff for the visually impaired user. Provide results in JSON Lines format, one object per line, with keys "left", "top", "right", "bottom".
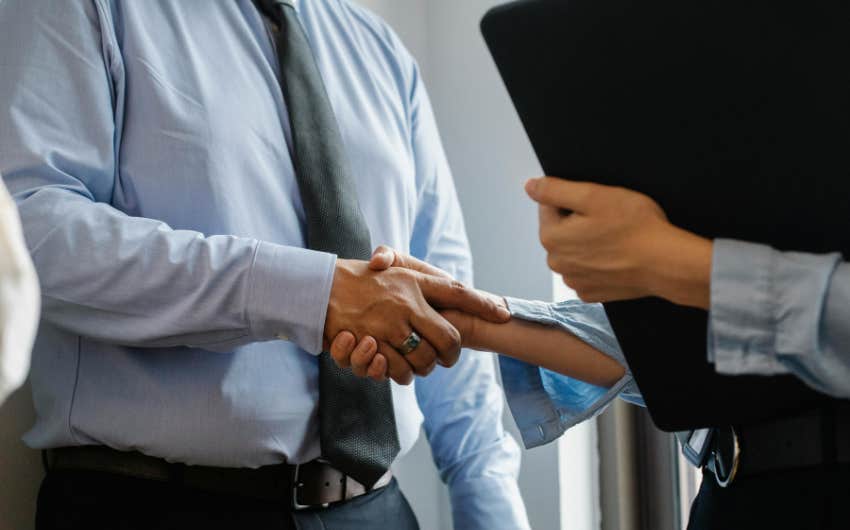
{"left": 499, "top": 298, "right": 643, "bottom": 449}
{"left": 708, "top": 239, "right": 841, "bottom": 376}
{"left": 247, "top": 241, "right": 336, "bottom": 355}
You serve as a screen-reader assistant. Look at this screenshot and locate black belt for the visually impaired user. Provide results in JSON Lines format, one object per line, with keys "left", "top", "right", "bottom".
{"left": 705, "top": 404, "right": 850, "bottom": 486}
{"left": 46, "top": 446, "right": 392, "bottom": 510}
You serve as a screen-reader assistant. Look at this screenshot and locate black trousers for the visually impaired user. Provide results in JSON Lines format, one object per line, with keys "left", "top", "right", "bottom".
{"left": 688, "top": 464, "right": 850, "bottom": 530}
{"left": 36, "top": 470, "right": 419, "bottom": 530}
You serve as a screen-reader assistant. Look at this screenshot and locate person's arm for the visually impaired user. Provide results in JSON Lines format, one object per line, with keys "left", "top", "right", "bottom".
{"left": 0, "top": 1, "right": 335, "bottom": 354}
{"left": 709, "top": 240, "right": 850, "bottom": 398}
{"left": 0, "top": 1, "right": 506, "bottom": 361}
{"left": 525, "top": 177, "right": 850, "bottom": 398}
{"left": 441, "top": 307, "right": 625, "bottom": 387}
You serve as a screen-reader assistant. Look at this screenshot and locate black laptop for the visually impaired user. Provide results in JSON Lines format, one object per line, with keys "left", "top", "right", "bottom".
{"left": 481, "top": 0, "right": 850, "bottom": 431}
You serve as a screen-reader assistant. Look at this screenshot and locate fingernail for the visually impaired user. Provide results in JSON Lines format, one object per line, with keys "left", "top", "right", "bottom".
{"left": 525, "top": 178, "right": 539, "bottom": 197}
{"left": 340, "top": 333, "right": 354, "bottom": 349}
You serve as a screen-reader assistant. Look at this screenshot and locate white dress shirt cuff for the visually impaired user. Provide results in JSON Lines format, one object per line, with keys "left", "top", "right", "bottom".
{"left": 247, "top": 241, "right": 336, "bottom": 355}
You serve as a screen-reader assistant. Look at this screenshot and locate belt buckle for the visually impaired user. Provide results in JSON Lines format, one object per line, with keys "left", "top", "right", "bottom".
{"left": 291, "top": 463, "right": 315, "bottom": 511}
{"left": 712, "top": 426, "right": 742, "bottom": 488}
{"left": 291, "top": 461, "right": 344, "bottom": 511}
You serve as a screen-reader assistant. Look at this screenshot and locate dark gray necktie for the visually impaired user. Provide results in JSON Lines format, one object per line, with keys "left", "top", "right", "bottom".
{"left": 253, "top": 0, "right": 400, "bottom": 488}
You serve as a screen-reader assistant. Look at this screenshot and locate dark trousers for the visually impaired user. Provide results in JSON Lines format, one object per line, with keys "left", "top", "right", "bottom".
{"left": 688, "top": 464, "right": 850, "bottom": 530}
{"left": 36, "top": 470, "right": 419, "bottom": 530}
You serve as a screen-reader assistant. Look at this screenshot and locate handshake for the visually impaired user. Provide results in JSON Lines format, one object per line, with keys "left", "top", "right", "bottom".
{"left": 324, "top": 246, "right": 509, "bottom": 385}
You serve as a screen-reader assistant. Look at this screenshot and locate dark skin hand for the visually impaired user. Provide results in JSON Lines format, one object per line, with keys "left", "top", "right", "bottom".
{"left": 324, "top": 247, "right": 510, "bottom": 385}
{"left": 330, "top": 248, "right": 625, "bottom": 387}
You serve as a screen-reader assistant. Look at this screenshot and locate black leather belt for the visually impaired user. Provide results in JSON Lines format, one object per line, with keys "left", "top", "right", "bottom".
{"left": 46, "top": 446, "right": 392, "bottom": 510}
{"left": 705, "top": 404, "right": 850, "bottom": 486}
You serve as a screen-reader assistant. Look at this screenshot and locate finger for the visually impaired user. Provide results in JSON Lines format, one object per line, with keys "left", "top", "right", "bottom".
{"left": 367, "top": 354, "right": 388, "bottom": 382}
{"left": 424, "top": 359, "right": 439, "bottom": 374}
{"left": 378, "top": 341, "right": 415, "bottom": 385}
{"left": 350, "top": 336, "right": 379, "bottom": 378}
{"left": 329, "top": 331, "right": 357, "bottom": 369}
{"left": 370, "top": 246, "right": 453, "bottom": 280}
{"left": 369, "top": 245, "right": 396, "bottom": 271}
{"left": 409, "top": 305, "right": 462, "bottom": 364}
{"left": 402, "top": 336, "right": 439, "bottom": 377}
{"left": 391, "top": 254, "right": 453, "bottom": 280}
{"left": 538, "top": 204, "right": 565, "bottom": 228}
{"left": 526, "top": 177, "right": 600, "bottom": 213}
{"left": 418, "top": 275, "right": 511, "bottom": 323}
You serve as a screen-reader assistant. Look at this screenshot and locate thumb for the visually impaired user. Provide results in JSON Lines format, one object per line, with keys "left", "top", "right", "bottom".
{"left": 369, "top": 245, "right": 397, "bottom": 271}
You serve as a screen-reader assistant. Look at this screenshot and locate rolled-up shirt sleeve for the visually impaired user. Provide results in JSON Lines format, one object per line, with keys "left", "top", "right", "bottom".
{"left": 500, "top": 298, "right": 643, "bottom": 449}
{"left": 709, "top": 238, "right": 850, "bottom": 398}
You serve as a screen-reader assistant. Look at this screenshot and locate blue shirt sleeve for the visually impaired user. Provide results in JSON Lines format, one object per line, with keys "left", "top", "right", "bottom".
{"left": 500, "top": 298, "right": 644, "bottom": 449}
{"left": 709, "top": 239, "right": 850, "bottom": 398}
{"left": 380, "top": 35, "right": 528, "bottom": 529}
{"left": 0, "top": 0, "right": 336, "bottom": 355}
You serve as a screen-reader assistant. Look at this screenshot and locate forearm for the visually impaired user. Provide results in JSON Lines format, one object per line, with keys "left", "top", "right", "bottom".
{"left": 463, "top": 315, "right": 625, "bottom": 388}
{"left": 19, "top": 189, "right": 334, "bottom": 352}
{"left": 645, "top": 227, "right": 714, "bottom": 310}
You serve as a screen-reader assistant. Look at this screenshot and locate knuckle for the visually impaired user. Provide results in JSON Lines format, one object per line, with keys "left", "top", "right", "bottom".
{"left": 441, "top": 352, "right": 460, "bottom": 368}
{"left": 390, "top": 326, "right": 412, "bottom": 347}
{"left": 434, "top": 326, "right": 461, "bottom": 354}
{"left": 395, "top": 369, "right": 414, "bottom": 386}
{"left": 449, "top": 280, "right": 468, "bottom": 297}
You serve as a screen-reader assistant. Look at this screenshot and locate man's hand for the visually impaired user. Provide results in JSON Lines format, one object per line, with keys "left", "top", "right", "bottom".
{"left": 525, "top": 177, "right": 712, "bottom": 308}
{"left": 324, "top": 249, "right": 509, "bottom": 385}
{"left": 330, "top": 308, "right": 484, "bottom": 383}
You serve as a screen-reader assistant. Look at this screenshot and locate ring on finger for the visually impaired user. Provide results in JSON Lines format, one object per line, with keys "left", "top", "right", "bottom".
{"left": 397, "top": 331, "right": 422, "bottom": 356}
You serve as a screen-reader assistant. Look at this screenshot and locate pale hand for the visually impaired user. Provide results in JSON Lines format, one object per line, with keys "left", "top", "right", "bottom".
{"left": 525, "top": 177, "right": 712, "bottom": 308}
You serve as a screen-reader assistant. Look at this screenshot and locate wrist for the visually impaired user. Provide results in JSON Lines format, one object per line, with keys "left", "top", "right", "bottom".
{"left": 644, "top": 226, "right": 713, "bottom": 309}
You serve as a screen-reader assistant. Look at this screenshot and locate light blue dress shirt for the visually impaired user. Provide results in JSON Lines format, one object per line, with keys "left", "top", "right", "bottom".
{"left": 500, "top": 242, "right": 850, "bottom": 449}
{"left": 0, "top": 1, "right": 528, "bottom": 527}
